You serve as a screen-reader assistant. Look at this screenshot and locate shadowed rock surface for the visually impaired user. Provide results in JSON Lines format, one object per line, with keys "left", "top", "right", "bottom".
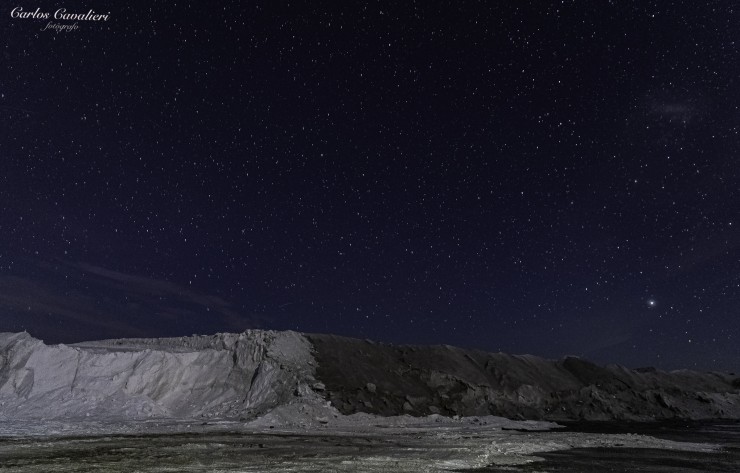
{"left": 0, "top": 330, "right": 738, "bottom": 422}
{"left": 306, "top": 334, "right": 740, "bottom": 421}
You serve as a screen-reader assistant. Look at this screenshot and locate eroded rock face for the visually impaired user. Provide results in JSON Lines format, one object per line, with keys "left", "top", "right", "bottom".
{"left": 305, "top": 334, "right": 740, "bottom": 422}
{"left": 0, "top": 330, "right": 315, "bottom": 420}
{"left": 0, "top": 330, "right": 738, "bottom": 422}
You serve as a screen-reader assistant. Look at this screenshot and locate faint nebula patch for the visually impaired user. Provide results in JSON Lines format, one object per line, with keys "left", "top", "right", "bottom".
{"left": 648, "top": 101, "right": 701, "bottom": 124}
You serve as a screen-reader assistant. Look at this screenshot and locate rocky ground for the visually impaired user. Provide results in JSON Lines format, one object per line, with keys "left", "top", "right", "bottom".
{"left": 0, "top": 417, "right": 729, "bottom": 472}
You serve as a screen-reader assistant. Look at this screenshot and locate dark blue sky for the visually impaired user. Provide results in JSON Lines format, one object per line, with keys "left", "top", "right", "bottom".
{"left": 1, "top": 1, "right": 738, "bottom": 371}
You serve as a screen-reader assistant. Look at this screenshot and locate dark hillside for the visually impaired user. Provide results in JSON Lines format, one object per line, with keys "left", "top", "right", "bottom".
{"left": 307, "top": 334, "right": 740, "bottom": 421}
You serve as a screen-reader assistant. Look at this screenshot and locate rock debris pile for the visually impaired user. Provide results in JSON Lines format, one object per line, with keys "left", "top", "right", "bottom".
{"left": 0, "top": 330, "right": 738, "bottom": 422}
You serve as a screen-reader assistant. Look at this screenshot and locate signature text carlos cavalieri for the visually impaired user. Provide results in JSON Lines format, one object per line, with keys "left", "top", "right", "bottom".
{"left": 11, "top": 6, "right": 110, "bottom": 32}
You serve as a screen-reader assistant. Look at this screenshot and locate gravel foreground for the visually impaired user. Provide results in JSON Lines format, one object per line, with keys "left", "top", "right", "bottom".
{"left": 0, "top": 418, "right": 732, "bottom": 473}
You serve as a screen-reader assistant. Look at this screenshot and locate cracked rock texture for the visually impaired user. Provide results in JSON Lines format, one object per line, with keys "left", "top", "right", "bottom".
{"left": 306, "top": 334, "right": 740, "bottom": 422}
{"left": 1, "top": 330, "right": 738, "bottom": 422}
{"left": 0, "top": 330, "right": 314, "bottom": 420}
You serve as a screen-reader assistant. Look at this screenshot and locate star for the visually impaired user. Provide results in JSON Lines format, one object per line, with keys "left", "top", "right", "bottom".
{"left": 647, "top": 299, "right": 657, "bottom": 308}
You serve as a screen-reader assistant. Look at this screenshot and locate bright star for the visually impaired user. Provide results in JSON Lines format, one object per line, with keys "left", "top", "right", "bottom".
{"left": 647, "top": 299, "right": 657, "bottom": 308}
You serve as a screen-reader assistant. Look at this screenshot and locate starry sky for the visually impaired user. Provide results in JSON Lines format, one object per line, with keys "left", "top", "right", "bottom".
{"left": 1, "top": 1, "right": 738, "bottom": 371}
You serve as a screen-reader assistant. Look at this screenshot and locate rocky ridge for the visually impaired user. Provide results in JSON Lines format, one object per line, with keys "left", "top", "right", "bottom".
{"left": 0, "top": 330, "right": 738, "bottom": 422}
{"left": 307, "top": 334, "right": 740, "bottom": 422}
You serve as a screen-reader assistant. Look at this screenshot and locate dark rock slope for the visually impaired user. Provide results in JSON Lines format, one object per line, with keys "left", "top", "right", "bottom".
{"left": 306, "top": 334, "right": 740, "bottom": 422}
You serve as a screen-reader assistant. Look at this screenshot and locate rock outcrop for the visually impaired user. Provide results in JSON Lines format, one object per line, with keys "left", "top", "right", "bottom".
{"left": 307, "top": 334, "right": 740, "bottom": 421}
{"left": 0, "top": 330, "right": 316, "bottom": 420}
{"left": 0, "top": 330, "right": 738, "bottom": 422}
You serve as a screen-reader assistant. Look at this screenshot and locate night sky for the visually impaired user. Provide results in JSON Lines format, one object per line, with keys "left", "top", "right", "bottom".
{"left": 1, "top": 1, "right": 738, "bottom": 371}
